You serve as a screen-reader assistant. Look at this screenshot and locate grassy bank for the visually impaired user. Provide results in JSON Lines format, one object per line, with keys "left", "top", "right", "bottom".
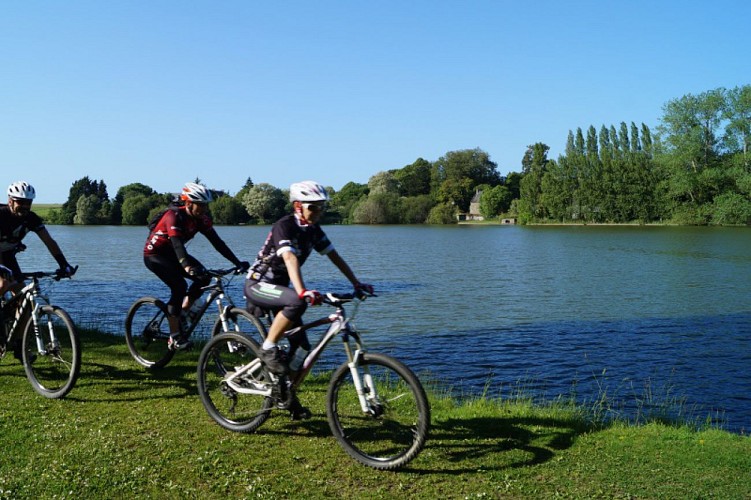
{"left": 1, "top": 329, "right": 749, "bottom": 499}
{"left": 30, "top": 203, "right": 62, "bottom": 221}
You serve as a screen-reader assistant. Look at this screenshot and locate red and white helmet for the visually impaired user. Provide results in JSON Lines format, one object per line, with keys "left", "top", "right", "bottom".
{"left": 7, "top": 181, "right": 36, "bottom": 200}
{"left": 180, "top": 182, "right": 213, "bottom": 203}
{"left": 289, "top": 181, "right": 328, "bottom": 203}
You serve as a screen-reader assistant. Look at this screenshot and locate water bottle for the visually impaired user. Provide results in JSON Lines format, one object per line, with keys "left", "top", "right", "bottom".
{"left": 288, "top": 345, "right": 308, "bottom": 372}
{"left": 181, "top": 299, "right": 203, "bottom": 331}
{"left": 287, "top": 329, "right": 311, "bottom": 372}
{"left": 187, "top": 300, "right": 202, "bottom": 324}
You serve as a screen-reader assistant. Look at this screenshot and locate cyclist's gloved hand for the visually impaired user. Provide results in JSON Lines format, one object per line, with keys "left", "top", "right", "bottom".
{"left": 299, "top": 289, "right": 322, "bottom": 306}
{"left": 354, "top": 282, "right": 374, "bottom": 295}
{"left": 187, "top": 264, "right": 207, "bottom": 278}
{"left": 237, "top": 261, "right": 250, "bottom": 273}
{"left": 57, "top": 265, "right": 78, "bottom": 278}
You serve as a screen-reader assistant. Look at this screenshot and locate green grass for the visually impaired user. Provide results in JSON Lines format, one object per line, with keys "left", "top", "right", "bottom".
{"left": 31, "top": 203, "right": 62, "bottom": 221}
{"left": 1, "top": 329, "right": 750, "bottom": 499}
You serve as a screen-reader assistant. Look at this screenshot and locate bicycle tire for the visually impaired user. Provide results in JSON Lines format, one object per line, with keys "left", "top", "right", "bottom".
{"left": 124, "top": 297, "right": 175, "bottom": 369}
{"left": 22, "top": 305, "right": 81, "bottom": 399}
{"left": 211, "top": 307, "right": 267, "bottom": 342}
{"left": 197, "top": 332, "right": 273, "bottom": 433}
{"left": 326, "top": 352, "right": 430, "bottom": 470}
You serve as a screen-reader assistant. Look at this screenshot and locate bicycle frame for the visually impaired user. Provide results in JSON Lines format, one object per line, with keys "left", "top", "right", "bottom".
{"left": 178, "top": 269, "right": 241, "bottom": 336}
{"left": 224, "top": 295, "right": 381, "bottom": 414}
{"left": 2, "top": 275, "right": 53, "bottom": 353}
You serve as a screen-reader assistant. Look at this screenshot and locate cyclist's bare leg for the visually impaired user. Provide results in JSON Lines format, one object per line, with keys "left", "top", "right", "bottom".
{"left": 265, "top": 311, "right": 295, "bottom": 344}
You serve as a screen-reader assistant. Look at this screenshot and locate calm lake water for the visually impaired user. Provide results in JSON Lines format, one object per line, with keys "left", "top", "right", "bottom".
{"left": 14, "top": 224, "right": 751, "bottom": 432}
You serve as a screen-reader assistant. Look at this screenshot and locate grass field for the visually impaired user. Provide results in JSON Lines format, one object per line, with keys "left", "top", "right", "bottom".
{"left": 0, "top": 328, "right": 749, "bottom": 498}
{"left": 29, "top": 203, "right": 62, "bottom": 221}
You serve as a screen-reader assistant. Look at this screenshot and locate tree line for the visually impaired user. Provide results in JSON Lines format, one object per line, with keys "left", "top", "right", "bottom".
{"left": 46, "top": 84, "right": 750, "bottom": 226}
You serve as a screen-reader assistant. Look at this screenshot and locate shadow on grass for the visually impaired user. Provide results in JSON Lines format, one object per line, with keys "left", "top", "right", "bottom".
{"left": 409, "top": 414, "right": 591, "bottom": 473}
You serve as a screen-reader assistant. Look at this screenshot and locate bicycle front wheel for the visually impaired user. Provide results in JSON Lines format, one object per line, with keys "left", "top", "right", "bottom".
{"left": 326, "top": 352, "right": 430, "bottom": 470}
{"left": 211, "top": 307, "right": 267, "bottom": 342}
{"left": 124, "top": 297, "right": 175, "bottom": 369}
{"left": 197, "top": 332, "right": 273, "bottom": 433}
{"left": 22, "top": 305, "right": 81, "bottom": 399}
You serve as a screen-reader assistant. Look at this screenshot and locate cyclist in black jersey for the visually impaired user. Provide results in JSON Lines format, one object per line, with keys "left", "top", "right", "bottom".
{"left": 0, "top": 181, "right": 76, "bottom": 282}
{"left": 245, "top": 181, "right": 374, "bottom": 376}
{"left": 0, "top": 181, "right": 76, "bottom": 360}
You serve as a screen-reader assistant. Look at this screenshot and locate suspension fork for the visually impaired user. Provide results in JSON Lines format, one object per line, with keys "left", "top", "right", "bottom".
{"left": 342, "top": 330, "right": 381, "bottom": 414}
{"left": 28, "top": 292, "right": 50, "bottom": 354}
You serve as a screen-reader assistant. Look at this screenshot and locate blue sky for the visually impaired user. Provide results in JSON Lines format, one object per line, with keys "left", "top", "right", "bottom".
{"left": 2, "top": 1, "right": 749, "bottom": 203}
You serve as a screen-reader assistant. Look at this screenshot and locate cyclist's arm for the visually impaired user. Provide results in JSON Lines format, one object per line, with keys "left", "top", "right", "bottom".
{"left": 37, "top": 228, "right": 73, "bottom": 270}
{"left": 326, "top": 249, "right": 359, "bottom": 286}
{"left": 282, "top": 250, "right": 306, "bottom": 296}
{"left": 170, "top": 236, "right": 192, "bottom": 270}
{"left": 204, "top": 228, "right": 243, "bottom": 266}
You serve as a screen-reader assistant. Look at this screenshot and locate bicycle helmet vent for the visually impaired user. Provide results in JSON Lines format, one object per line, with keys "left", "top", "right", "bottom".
{"left": 289, "top": 181, "right": 329, "bottom": 202}
{"left": 7, "top": 181, "right": 36, "bottom": 200}
{"left": 181, "top": 182, "right": 213, "bottom": 203}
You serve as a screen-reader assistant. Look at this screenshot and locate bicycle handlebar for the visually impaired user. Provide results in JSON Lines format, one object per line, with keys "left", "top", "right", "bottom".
{"left": 322, "top": 290, "right": 376, "bottom": 306}
{"left": 20, "top": 270, "right": 75, "bottom": 282}
{"left": 204, "top": 265, "right": 246, "bottom": 278}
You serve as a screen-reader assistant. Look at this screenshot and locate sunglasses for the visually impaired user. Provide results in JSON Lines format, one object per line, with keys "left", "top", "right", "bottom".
{"left": 302, "top": 202, "right": 325, "bottom": 212}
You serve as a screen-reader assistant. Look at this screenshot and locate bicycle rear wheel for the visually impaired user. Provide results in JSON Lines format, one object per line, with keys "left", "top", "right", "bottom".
{"left": 197, "top": 332, "right": 273, "bottom": 433}
{"left": 124, "top": 297, "right": 175, "bottom": 369}
{"left": 326, "top": 352, "right": 430, "bottom": 470}
{"left": 22, "top": 305, "right": 81, "bottom": 399}
{"left": 211, "top": 307, "right": 267, "bottom": 342}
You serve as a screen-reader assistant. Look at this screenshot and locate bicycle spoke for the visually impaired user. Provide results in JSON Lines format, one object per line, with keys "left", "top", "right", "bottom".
{"left": 327, "top": 353, "right": 430, "bottom": 470}
{"left": 23, "top": 306, "right": 81, "bottom": 399}
{"left": 197, "top": 333, "right": 273, "bottom": 433}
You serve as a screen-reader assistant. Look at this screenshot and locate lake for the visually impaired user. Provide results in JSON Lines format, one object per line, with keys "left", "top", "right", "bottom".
{"left": 13, "top": 223, "right": 751, "bottom": 433}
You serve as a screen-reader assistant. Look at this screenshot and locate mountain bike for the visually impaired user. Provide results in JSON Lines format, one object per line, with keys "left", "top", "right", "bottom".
{"left": 196, "top": 292, "right": 431, "bottom": 470}
{"left": 0, "top": 270, "right": 80, "bottom": 399}
{"left": 124, "top": 266, "right": 253, "bottom": 369}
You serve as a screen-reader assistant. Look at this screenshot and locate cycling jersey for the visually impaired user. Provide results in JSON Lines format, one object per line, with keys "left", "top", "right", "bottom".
{"left": 247, "top": 214, "right": 334, "bottom": 286}
{"left": 143, "top": 206, "right": 212, "bottom": 257}
{"left": 0, "top": 205, "right": 45, "bottom": 253}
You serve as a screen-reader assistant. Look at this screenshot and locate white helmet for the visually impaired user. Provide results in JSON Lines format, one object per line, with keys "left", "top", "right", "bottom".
{"left": 180, "top": 182, "right": 213, "bottom": 203}
{"left": 7, "top": 181, "right": 36, "bottom": 200}
{"left": 289, "top": 181, "right": 329, "bottom": 202}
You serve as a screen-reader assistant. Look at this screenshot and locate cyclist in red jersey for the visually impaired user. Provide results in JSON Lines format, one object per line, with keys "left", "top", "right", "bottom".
{"left": 143, "top": 182, "right": 248, "bottom": 350}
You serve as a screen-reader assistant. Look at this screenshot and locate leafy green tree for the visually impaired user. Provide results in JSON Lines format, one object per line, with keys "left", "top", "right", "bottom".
{"left": 431, "top": 148, "right": 501, "bottom": 210}
{"left": 425, "top": 203, "right": 457, "bottom": 224}
{"left": 399, "top": 195, "right": 434, "bottom": 223}
{"left": 352, "top": 193, "right": 401, "bottom": 224}
{"left": 436, "top": 177, "right": 473, "bottom": 212}
{"left": 121, "top": 194, "right": 155, "bottom": 225}
{"left": 657, "top": 88, "right": 727, "bottom": 217}
{"left": 709, "top": 192, "right": 751, "bottom": 225}
{"left": 329, "top": 182, "right": 368, "bottom": 223}
{"left": 394, "top": 158, "right": 432, "bottom": 197}
{"left": 518, "top": 143, "right": 550, "bottom": 222}
{"left": 242, "top": 183, "right": 286, "bottom": 224}
{"left": 211, "top": 194, "right": 250, "bottom": 225}
{"left": 504, "top": 172, "right": 522, "bottom": 201}
{"left": 723, "top": 85, "right": 751, "bottom": 169}
{"left": 111, "top": 183, "right": 158, "bottom": 225}
{"left": 367, "top": 171, "right": 399, "bottom": 195}
{"left": 73, "top": 195, "right": 99, "bottom": 225}
{"left": 479, "top": 185, "right": 512, "bottom": 219}
{"left": 58, "top": 176, "right": 111, "bottom": 224}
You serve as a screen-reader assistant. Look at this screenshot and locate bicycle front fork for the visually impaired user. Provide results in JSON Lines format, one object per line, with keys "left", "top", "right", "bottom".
{"left": 347, "top": 350, "right": 382, "bottom": 416}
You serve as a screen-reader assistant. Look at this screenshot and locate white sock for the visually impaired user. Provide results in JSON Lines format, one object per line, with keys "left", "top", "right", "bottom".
{"left": 262, "top": 340, "right": 276, "bottom": 351}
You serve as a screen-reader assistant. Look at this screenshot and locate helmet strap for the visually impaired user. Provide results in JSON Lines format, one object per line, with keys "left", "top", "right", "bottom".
{"left": 293, "top": 201, "right": 310, "bottom": 226}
